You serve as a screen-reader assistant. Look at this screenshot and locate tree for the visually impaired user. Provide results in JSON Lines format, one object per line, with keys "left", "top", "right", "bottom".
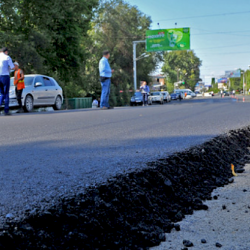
{"left": 86, "top": 0, "right": 161, "bottom": 105}
{"left": 0, "top": 0, "right": 98, "bottom": 98}
{"left": 161, "top": 50, "right": 202, "bottom": 91}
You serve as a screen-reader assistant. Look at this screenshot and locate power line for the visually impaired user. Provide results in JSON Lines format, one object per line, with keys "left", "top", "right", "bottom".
{"left": 195, "top": 42, "right": 250, "bottom": 51}
{"left": 197, "top": 51, "right": 250, "bottom": 55}
{"left": 154, "top": 10, "right": 250, "bottom": 22}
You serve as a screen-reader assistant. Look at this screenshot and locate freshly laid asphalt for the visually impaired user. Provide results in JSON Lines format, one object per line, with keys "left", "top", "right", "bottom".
{"left": 1, "top": 96, "right": 250, "bottom": 224}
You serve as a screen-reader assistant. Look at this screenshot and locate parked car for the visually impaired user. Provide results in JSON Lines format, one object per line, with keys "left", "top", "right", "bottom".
{"left": 223, "top": 91, "right": 229, "bottom": 96}
{"left": 130, "top": 92, "right": 152, "bottom": 106}
{"left": 161, "top": 91, "right": 171, "bottom": 103}
{"left": 170, "top": 92, "right": 183, "bottom": 100}
{"left": 6, "top": 74, "right": 63, "bottom": 112}
{"left": 148, "top": 92, "right": 164, "bottom": 104}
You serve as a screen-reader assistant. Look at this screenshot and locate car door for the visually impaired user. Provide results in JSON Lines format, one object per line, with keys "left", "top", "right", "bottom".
{"left": 43, "top": 77, "right": 57, "bottom": 105}
{"left": 32, "top": 76, "right": 50, "bottom": 105}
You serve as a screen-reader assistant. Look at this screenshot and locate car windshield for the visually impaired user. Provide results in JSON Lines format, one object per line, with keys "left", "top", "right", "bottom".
{"left": 10, "top": 76, "right": 34, "bottom": 86}
{"left": 151, "top": 92, "right": 160, "bottom": 96}
{"left": 134, "top": 92, "right": 142, "bottom": 97}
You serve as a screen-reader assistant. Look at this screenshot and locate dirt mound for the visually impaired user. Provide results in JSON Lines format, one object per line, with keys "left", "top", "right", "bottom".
{"left": 1, "top": 127, "right": 250, "bottom": 249}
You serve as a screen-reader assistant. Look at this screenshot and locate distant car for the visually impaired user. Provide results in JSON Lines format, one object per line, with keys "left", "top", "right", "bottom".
{"left": 171, "top": 93, "right": 179, "bottom": 100}
{"left": 195, "top": 91, "right": 203, "bottom": 97}
{"left": 130, "top": 92, "right": 152, "bottom": 106}
{"left": 6, "top": 74, "right": 63, "bottom": 112}
{"left": 161, "top": 91, "right": 171, "bottom": 102}
{"left": 171, "top": 92, "right": 184, "bottom": 100}
{"left": 223, "top": 91, "right": 229, "bottom": 96}
{"left": 149, "top": 92, "right": 164, "bottom": 104}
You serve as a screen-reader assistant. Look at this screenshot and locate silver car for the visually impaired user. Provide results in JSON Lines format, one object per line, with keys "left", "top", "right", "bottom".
{"left": 8, "top": 74, "right": 63, "bottom": 112}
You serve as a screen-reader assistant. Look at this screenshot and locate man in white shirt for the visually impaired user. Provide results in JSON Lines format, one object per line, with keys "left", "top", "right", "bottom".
{"left": 0, "top": 47, "right": 15, "bottom": 115}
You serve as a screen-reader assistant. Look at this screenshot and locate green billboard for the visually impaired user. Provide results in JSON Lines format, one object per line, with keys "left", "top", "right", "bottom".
{"left": 146, "top": 28, "right": 190, "bottom": 52}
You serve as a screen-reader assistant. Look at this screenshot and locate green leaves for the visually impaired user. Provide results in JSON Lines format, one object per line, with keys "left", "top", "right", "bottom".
{"left": 0, "top": 0, "right": 98, "bottom": 97}
{"left": 162, "top": 50, "right": 202, "bottom": 91}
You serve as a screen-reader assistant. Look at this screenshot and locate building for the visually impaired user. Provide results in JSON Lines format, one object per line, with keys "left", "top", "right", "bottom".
{"left": 149, "top": 74, "right": 166, "bottom": 90}
{"left": 195, "top": 81, "right": 205, "bottom": 92}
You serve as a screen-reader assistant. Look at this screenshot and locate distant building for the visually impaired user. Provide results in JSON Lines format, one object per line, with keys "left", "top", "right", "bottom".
{"left": 195, "top": 81, "right": 205, "bottom": 92}
{"left": 149, "top": 74, "right": 166, "bottom": 90}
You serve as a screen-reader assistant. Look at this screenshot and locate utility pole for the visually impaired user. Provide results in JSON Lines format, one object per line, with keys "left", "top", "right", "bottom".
{"left": 133, "top": 40, "right": 146, "bottom": 91}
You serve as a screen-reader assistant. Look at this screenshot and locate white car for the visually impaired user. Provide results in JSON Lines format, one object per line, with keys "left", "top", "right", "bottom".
{"left": 149, "top": 92, "right": 164, "bottom": 104}
{"left": 7, "top": 74, "right": 63, "bottom": 112}
{"left": 186, "top": 91, "right": 196, "bottom": 99}
{"left": 161, "top": 91, "right": 171, "bottom": 103}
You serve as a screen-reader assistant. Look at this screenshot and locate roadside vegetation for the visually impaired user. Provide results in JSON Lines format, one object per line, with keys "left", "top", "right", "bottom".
{"left": 0, "top": 0, "right": 203, "bottom": 105}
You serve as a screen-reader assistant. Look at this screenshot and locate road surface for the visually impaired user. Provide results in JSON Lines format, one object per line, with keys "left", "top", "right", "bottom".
{"left": 0, "top": 96, "right": 250, "bottom": 224}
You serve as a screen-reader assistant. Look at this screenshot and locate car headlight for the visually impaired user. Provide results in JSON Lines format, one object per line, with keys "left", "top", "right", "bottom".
{"left": 9, "top": 89, "right": 15, "bottom": 96}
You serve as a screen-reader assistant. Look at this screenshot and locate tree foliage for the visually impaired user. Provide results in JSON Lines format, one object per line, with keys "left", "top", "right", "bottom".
{"left": 162, "top": 50, "right": 202, "bottom": 91}
{"left": 86, "top": 0, "right": 161, "bottom": 105}
{"left": 0, "top": 0, "right": 98, "bottom": 97}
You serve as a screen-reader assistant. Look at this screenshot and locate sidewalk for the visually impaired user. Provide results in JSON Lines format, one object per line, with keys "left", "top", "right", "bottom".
{"left": 151, "top": 164, "right": 250, "bottom": 250}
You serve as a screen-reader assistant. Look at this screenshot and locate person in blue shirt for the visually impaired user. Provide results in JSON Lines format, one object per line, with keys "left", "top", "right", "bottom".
{"left": 140, "top": 81, "right": 150, "bottom": 106}
{"left": 0, "top": 47, "right": 15, "bottom": 115}
{"left": 99, "top": 50, "right": 114, "bottom": 110}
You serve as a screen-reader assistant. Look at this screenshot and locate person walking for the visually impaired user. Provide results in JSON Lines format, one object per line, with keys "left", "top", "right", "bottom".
{"left": 13, "top": 62, "right": 25, "bottom": 113}
{"left": 220, "top": 89, "right": 223, "bottom": 98}
{"left": 0, "top": 47, "right": 15, "bottom": 115}
{"left": 99, "top": 50, "right": 114, "bottom": 110}
{"left": 140, "top": 81, "right": 150, "bottom": 106}
{"left": 178, "top": 92, "right": 182, "bottom": 101}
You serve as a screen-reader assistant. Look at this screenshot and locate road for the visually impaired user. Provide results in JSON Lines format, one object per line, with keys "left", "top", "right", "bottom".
{"left": 0, "top": 96, "right": 250, "bottom": 224}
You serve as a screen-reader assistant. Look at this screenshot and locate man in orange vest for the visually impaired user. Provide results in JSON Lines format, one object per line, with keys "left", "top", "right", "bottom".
{"left": 14, "top": 62, "right": 25, "bottom": 113}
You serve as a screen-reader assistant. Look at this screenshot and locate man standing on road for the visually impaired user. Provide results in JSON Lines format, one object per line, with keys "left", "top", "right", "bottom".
{"left": 99, "top": 50, "right": 114, "bottom": 110}
{"left": 0, "top": 47, "right": 15, "bottom": 115}
{"left": 220, "top": 89, "right": 223, "bottom": 98}
{"left": 14, "top": 62, "right": 25, "bottom": 113}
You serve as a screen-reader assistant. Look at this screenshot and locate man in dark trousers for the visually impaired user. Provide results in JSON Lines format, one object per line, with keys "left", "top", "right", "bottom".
{"left": 0, "top": 47, "right": 15, "bottom": 115}
{"left": 14, "top": 62, "right": 25, "bottom": 113}
{"left": 99, "top": 50, "right": 114, "bottom": 110}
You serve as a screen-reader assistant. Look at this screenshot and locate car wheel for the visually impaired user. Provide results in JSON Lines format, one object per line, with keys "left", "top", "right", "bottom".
{"left": 53, "top": 95, "right": 62, "bottom": 110}
{"left": 23, "top": 95, "right": 34, "bottom": 112}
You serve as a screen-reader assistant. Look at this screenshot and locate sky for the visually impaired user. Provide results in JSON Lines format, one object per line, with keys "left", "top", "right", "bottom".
{"left": 126, "top": 0, "right": 250, "bottom": 82}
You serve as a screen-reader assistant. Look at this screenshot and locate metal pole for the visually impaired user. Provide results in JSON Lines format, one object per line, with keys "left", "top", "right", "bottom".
{"left": 243, "top": 72, "right": 245, "bottom": 95}
{"left": 133, "top": 40, "right": 146, "bottom": 91}
{"left": 133, "top": 42, "right": 137, "bottom": 91}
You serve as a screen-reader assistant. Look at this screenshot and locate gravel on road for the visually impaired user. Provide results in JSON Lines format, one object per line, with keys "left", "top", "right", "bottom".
{"left": 151, "top": 164, "right": 250, "bottom": 250}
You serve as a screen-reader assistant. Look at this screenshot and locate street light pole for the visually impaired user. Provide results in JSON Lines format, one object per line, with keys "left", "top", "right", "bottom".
{"left": 133, "top": 40, "right": 146, "bottom": 91}
{"left": 243, "top": 72, "right": 245, "bottom": 95}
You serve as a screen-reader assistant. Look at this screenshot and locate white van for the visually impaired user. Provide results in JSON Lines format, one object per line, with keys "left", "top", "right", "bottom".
{"left": 175, "top": 89, "right": 196, "bottom": 98}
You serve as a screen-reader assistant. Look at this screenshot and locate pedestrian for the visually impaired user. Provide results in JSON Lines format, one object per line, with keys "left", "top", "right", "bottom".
{"left": 92, "top": 97, "right": 98, "bottom": 108}
{"left": 220, "top": 89, "right": 223, "bottom": 98}
{"left": 13, "top": 62, "right": 25, "bottom": 113}
{"left": 184, "top": 92, "right": 187, "bottom": 98}
{"left": 232, "top": 89, "right": 235, "bottom": 97}
{"left": 178, "top": 93, "right": 182, "bottom": 101}
{"left": 140, "top": 81, "right": 150, "bottom": 106}
{"left": 0, "top": 47, "right": 15, "bottom": 115}
{"left": 99, "top": 50, "right": 114, "bottom": 110}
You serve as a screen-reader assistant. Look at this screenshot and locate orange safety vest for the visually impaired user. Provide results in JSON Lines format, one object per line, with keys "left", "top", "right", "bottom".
{"left": 14, "top": 69, "right": 25, "bottom": 90}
